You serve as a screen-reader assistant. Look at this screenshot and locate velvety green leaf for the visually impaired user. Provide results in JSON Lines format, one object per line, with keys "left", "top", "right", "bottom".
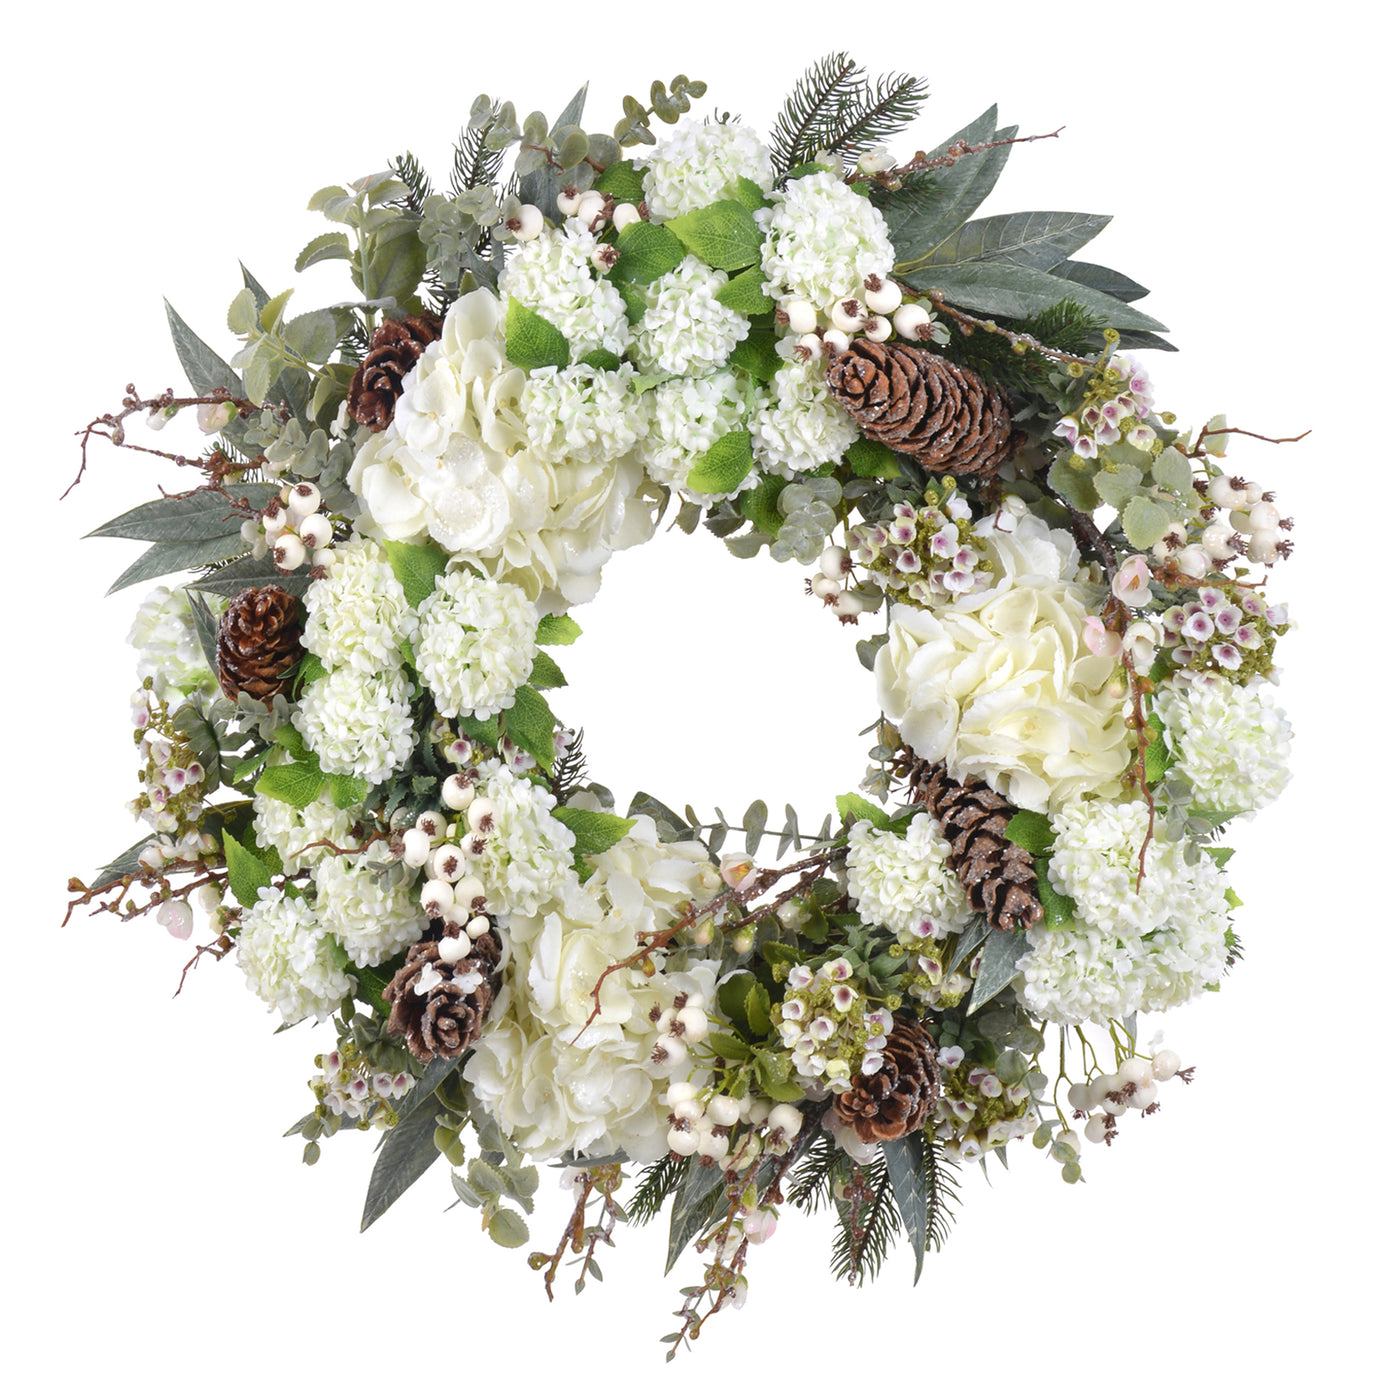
{"left": 727, "top": 327, "right": 782, "bottom": 381}
{"left": 165, "top": 300, "right": 243, "bottom": 397}
{"left": 1047, "top": 456, "right": 1101, "bottom": 512}
{"left": 222, "top": 830, "right": 274, "bottom": 910}
{"left": 294, "top": 231, "right": 353, "bottom": 272}
{"left": 846, "top": 438, "right": 902, "bottom": 479}
{"left": 505, "top": 296, "right": 571, "bottom": 370}
{"left": 282, "top": 310, "right": 339, "bottom": 363}
{"left": 1121, "top": 495, "right": 1173, "bottom": 549}
{"left": 968, "top": 927, "right": 1030, "bottom": 1012}
{"left": 89, "top": 485, "right": 277, "bottom": 543}
{"left": 382, "top": 540, "right": 450, "bottom": 608}
{"left": 535, "top": 614, "right": 582, "bottom": 646}
{"left": 715, "top": 265, "right": 774, "bottom": 315}
{"left": 1151, "top": 445, "right": 1194, "bottom": 498}
{"left": 1052, "top": 259, "right": 1149, "bottom": 304}
{"left": 919, "top": 211, "right": 1111, "bottom": 272}
{"left": 328, "top": 773, "right": 367, "bottom": 810}
{"left": 258, "top": 288, "right": 294, "bottom": 334}
{"left": 487, "top": 1207, "right": 530, "bottom": 1249}
{"left": 190, "top": 554, "right": 310, "bottom": 599}
{"left": 737, "top": 474, "right": 785, "bottom": 536}
{"left": 609, "top": 219, "right": 685, "bottom": 284}
{"left": 1003, "top": 809, "right": 1054, "bottom": 856}
{"left": 255, "top": 761, "right": 326, "bottom": 811}
{"left": 502, "top": 685, "right": 557, "bottom": 774}
{"left": 665, "top": 199, "right": 763, "bottom": 271}
{"left": 882, "top": 1132, "right": 929, "bottom": 1283}
{"left": 836, "top": 792, "right": 890, "bottom": 829}
{"left": 107, "top": 535, "right": 245, "bottom": 595}
{"left": 593, "top": 161, "right": 645, "bottom": 203}
{"left": 529, "top": 653, "right": 567, "bottom": 690}
{"left": 686, "top": 429, "right": 753, "bottom": 496}
{"left": 1093, "top": 465, "right": 1143, "bottom": 510}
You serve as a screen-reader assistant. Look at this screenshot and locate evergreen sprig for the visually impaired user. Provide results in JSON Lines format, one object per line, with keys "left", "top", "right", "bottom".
{"left": 551, "top": 728, "right": 589, "bottom": 804}
{"left": 769, "top": 52, "right": 928, "bottom": 176}
{"left": 450, "top": 115, "right": 506, "bottom": 200}
{"left": 926, "top": 1144, "right": 960, "bottom": 1253}
{"left": 940, "top": 297, "right": 1108, "bottom": 400}
{"left": 389, "top": 151, "right": 434, "bottom": 219}
{"left": 626, "top": 1154, "right": 686, "bottom": 1226}
{"left": 831, "top": 1152, "right": 903, "bottom": 1285}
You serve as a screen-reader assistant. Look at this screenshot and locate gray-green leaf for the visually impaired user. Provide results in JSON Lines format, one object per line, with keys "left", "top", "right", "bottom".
{"left": 165, "top": 300, "right": 243, "bottom": 398}
{"left": 968, "top": 926, "right": 1030, "bottom": 1012}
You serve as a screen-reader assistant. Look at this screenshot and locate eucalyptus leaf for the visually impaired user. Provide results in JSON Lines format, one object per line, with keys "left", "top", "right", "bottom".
{"left": 627, "top": 792, "right": 691, "bottom": 842}
{"left": 742, "top": 800, "right": 768, "bottom": 856}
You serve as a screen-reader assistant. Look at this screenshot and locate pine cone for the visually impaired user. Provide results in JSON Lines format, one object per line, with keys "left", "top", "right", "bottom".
{"left": 833, "top": 1016, "right": 941, "bottom": 1144}
{"left": 385, "top": 928, "right": 502, "bottom": 1063}
{"left": 215, "top": 585, "right": 304, "bottom": 704}
{"left": 910, "top": 757, "right": 1044, "bottom": 931}
{"left": 826, "top": 341, "right": 1016, "bottom": 477}
{"left": 347, "top": 314, "right": 443, "bottom": 431}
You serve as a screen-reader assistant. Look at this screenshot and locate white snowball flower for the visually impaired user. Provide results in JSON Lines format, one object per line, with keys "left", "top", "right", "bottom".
{"left": 750, "top": 359, "right": 859, "bottom": 478}
{"left": 640, "top": 119, "right": 774, "bottom": 220}
{"left": 522, "top": 364, "right": 647, "bottom": 466}
{"left": 294, "top": 666, "right": 414, "bottom": 785}
{"left": 845, "top": 814, "right": 970, "bottom": 942}
{"left": 630, "top": 255, "right": 748, "bottom": 378}
{"left": 313, "top": 848, "right": 428, "bottom": 967}
{"left": 252, "top": 779, "right": 357, "bottom": 877}
{"left": 301, "top": 537, "right": 411, "bottom": 674}
{"left": 412, "top": 572, "right": 537, "bottom": 720}
{"left": 128, "top": 585, "right": 217, "bottom": 705}
{"left": 499, "top": 223, "right": 630, "bottom": 360}
{"left": 1154, "top": 674, "right": 1292, "bottom": 815}
{"left": 465, "top": 760, "right": 577, "bottom": 918}
{"left": 236, "top": 885, "right": 353, "bottom": 1025}
{"left": 466, "top": 817, "right": 720, "bottom": 1160}
{"left": 636, "top": 370, "right": 752, "bottom": 502}
{"left": 760, "top": 168, "right": 896, "bottom": 309}
{"left": 874, "top": 512, "right": 1132, "bottom": 813}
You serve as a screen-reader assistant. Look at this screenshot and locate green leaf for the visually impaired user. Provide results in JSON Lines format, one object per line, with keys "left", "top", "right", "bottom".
{"left": 707, "top": 1031, "right": 755, "bottom": 1062}
{"left": 1203, "top": 846, "right": 1234, "bottom": 869}
{"left": 743, "top": 981, "right": 772, "bottom": 1039}
{"left": 715, "top": 265, "right": 774, "bottom": 315}
{"left": 165, "top": 300, "right": 243, "bottom": 397}
{"left": 577, "top": 348, "right": 622, "bottom": 372}
{"left": 1052, "top": 259, "right": 1150, "bottom": 304}
{"left": 685, "top": 429, "right": 753, "bottom": 496}
{"left": 1151, "top": 445, "right": 1194, "bottom": 499}
{"left": 505, "top": 296, "right": 571, "bottom": 370}
{"left": 282, "top": 310, "right": 339, "bottom": 363}
{"left": 665, "top": 199, "right": 763, "bottom": 271}
{"left": 294, "top": 231, "right": 352, "bottom": 272}
{"left": 1047, "top": 456, "right": 1101, "bottom": 512}
{"left": 609, "top": 219, "right": 685, "bottom": 284}
{"left": 231, "top": 747, "right": 270, "bottom": 785}
{"left": 1121, "top": 495, "right": 1173, "bottom": 549}
{"left": 91, "top": 836, "right": 158, "bottom": 888}
{"left": 222, "top": 830, "right": 274, "bottom": 910}
{"left": 188, "top": 553, "right": 310, "bottom": 599}
{"left": 535, "top": 614, "right": 582, "bottom": 646}
{"left": 1144, "top": 727, "right": 1172, "bottom": 785}
{"left": 742, "top": 800, "right": 768, "bottom": 857}
{"left": 728, "top": 326, "right": 782, "bottom": 381}
{"left": 529, "top": 653, "right": 568, "bottom": 690}
{"left": 328, "top": 773, "right": 368, "bottom": 810}
{"left": 882, "top": 1133, "right": 929, "bottom": 1283}
{"left": 732, "top": 176, "right": 771, "bottom": 212}
{"left": 255, "top": 761, "right": 326, "bottom": 811}
{"left": 487, "top": 1207, "right": 530, "bottom": 1249}
{"left": 1003, "top": 809, "right": 1054, "bottom": 856}
{"left": 1093, "top": 464, "right": 1143, "bottom": 510}
{"left": 502, "top": 685, "right": 557, "bottom": 774}
{"left": 968, "top": 926, "right": 1030, "bottom": 1012}
{"left": 362, "top": 219, "right": 427, "bottom": 304}
{"left": 716, "top": 972, "right": 758, "bottom": 1032}
{"left": 89, "top": 484, "right": 278, "bottom": 543}
{"left": 186, "top": 588, "right": 220, "bottom": 675}
{"left": 919, "top": 211, "right": 1111, "bottom": 273}
{"left": 593, "top": 161, "right": 645, "bottom": 203}
{"left": 666, "top": 1159, "right": 726, "bottom": 1273}
{"left": 845, "top": 438, "right": 902, "bottom": 479}
{"left": 737, "top": 474, "right": 786, "bottom": 537}
{"left": 628, "top": 791, "right": 692, "bottom": 842}
{"left": 258, "top": 288, "right": 294, "bottom": 334}
{"left": 1034, "top": 857, "right": 1077, "bottom": 931}
{"left": 297, "top": 652, "right": 329, "bottom": 687}
{"left": 360, "top": 1060, "right": 459, "bottom": 1231}
{"left": 836, "top": 792, "right": 890, "bottom": 829}
{"left": 553, "top": 807, "right": 635, "bottom": 878}
{"left": 382, "top": 540, "right": 450, "bottom": 608}
{"left": 107, "top": 535, "right": 246, "bottom": 595}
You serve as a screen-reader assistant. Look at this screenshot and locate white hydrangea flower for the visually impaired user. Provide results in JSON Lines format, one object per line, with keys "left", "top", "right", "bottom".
{"left": 466, "top": 817, "right": 720, "bottom": 1160}
{"left": 640, "top": 119, "right": 774, "bottom": 220}
{"left": 522, "top": 364, "right": 646, "bottom": 466}
{"left": 636, "top": 370, "right": 752, "bottom": 501}
{"left": 845, "top": 813, "right": 969, "bottom": 941}
{"left": 465, "top": 760, "right": 577, "bottom": 917}
{"left": 128, "top": 585, "right": 217, "bottom": 705}
{"left": 313, "top": 848, "right": 428, "bottom": 967}
{"left": 294, "top": 666, "right": 414, "bottom": 785}
{"left": 1154, "top": 674, "right": 1292, "bottom": 815}
{"left": 874, "top": 511, "right": 1132, "bottom": 813}
{"left": 412, "top": 572, "right": 537, "bottom": 720}
{"left": 236, "top": 885, "right": 353, "bottom": 1025}
{"left": 301, "top": 537, "right": 412, "bottom": 674}
{"left": 499, "top": 223, "right": 630, "bottom": 359}
{"left": 760, "top": 168, "right": 896, "bottom": 309}
{"left": 629, "top": 256, "right": 748, "bottom": 378}
{"left": 750, "top": 360, "right": 859, "bottom": 478}
{"left": 252, "top": 780, "right": 356, "bottom": 877}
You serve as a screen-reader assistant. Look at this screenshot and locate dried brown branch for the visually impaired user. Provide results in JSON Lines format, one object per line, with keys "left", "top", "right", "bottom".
{"left": 64, "top": 858, "right": 226, "bottom": 928}
{"left": 863, "top": 127, "right": 1064, "bottom": 187}
{"left": 174, "top": 933, "right": 236, "bottom": 996}
{"left": 1184, "top": 423, "right": 1311, "bottom": 459}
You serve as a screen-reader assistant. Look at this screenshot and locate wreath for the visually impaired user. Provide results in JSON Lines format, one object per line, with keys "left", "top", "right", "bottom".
{"left": 68, "top": 54, "right": 1300, "bottom": 1353}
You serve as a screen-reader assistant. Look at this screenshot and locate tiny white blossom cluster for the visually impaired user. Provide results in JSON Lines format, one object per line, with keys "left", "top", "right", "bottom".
{"left": 845, "top": 814, "right": 968, "bottom": 942}
{"left": 313, "top": 847, "right": 428, "bottom": 966}
{"left": 301, "top": 538, "right": 411, "bottom": 674}
{"left": 630, "top": 256, "right": 748, "bottom": 377}
{"left": 640, "top": 119, "right": 774, "bottom": 220}
{"left": 500, "top": 223, "right": 630, "bottom": 359}
{"left": 295, "top": 665, "right": 415, "bottom": 785}
{"left": 237, "top": 885, "right": 355, "bottom": 1025}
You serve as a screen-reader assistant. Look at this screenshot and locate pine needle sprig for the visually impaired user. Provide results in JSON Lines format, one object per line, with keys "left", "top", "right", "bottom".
{"left": 626, "top": 1154, "right": 685, "bottom": 1226}
{"left": 926, "top": 1145, "right": 960, "bottom": 1253}
{"left": 769, "top": 52, "right": 928, "bottom": 176}
{"left": 389, "top": 151, "right": 434, "bottom": 218}
{"left": 551, "top": 728, "right": 589, "bottom": 804}
{"left": 787, "top": 1132, "right": 841, "bottom": 1213}
{"left": 937, "top": 297, "right": 1108, "bottom": 400}
{"left": 449, "top": 115, "right": 506, "bottom": 200}
{"left": 830, "top": 1153, "right": 902, "bottom": 1285}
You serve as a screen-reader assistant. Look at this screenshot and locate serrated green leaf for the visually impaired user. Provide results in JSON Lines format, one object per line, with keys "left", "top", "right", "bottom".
{"left": 707, "top": 1031, "right": 755, "bottom": 1061}
{"left": 1121, "top": 495, "right": 1173, "bottom": 549}
{"left": 686, "top": 429, "right": 753, "bottom": 497}
{"left": 593, "top": 161, "right": 645, "bottom": 203}
{"left": 968, "top": 926, "right": 1030, "bottom": 1012}
{"left": 1203, "top": 846, "right": 1234, "bottom": 869}
{"left": 882, "top": 1133, "right": 929, "bottom": 1283}
{"left": 328, "top": 773, "right": 367, "bottom": 810}
{"left": 505, "top": 296, "right": 571, "bottom": 370}
{"left": 553, "top": 807, "right": 635, "bottom": 878}
{"left": 255, "top": 761, "right": 326, "bottom": 811}
{"left": 665, "top": 199, "right": 763, "bottom": 271}
{"left": 577, "top": 348, "right": 622, "bottom": 372}
{"left": 502, "top": 685, "right": 557, "bottom": 774}
{"left": 737, "top": 474, "right": 786, "bottom": 537}
{"left": 535, "top": 613, "right": 582, "bottom": 646}
{"left": 165, "top": 300, "right": 243, "bottom": 398}
{"left": 282, "top": 310, "right": 339, "bottom": 363}
{"left": 732, "top": 176, "right": 770, "bottom": 212}
{"left": 836, "top": 792, "right": 890, "bottom": 829}
{"left": 728, "top": 326, "right": 782, "bottom": 381}
{"left": 294, "top": 231, "right": 352, "bottom": 272}
{"left": 1093, "top": 465, "right": 1143, "bottom": 510}
{"left": 1034, "top": 856, "right": 1077, "bottom": 931}
{"left": 609, "top": 219, "right": 685, "bottom": 284}
{"left": 1003, "top": 809, "right": 1054, "bottom": 856}
{"left": 222, "top": 830, "right": 274, "bottom": 909}
{"left": 382, "top": 540, "right": 450, "bottom": 608}
{"left": 1151, "top": 445, "right": 1194, "bottom": 499}
{"left": 744, "top": 981, "right": 772, "bottom": 1038}
{"left": 467, "top": 1156, "right": 510, "bottom": 1200}
{"left": 258, "top": 288, "right": 294, "bottom": 334}
{"left": 529, "top": 653, "right": 567, "bottom": 690}
{"left": 715, "top": 265, "right": 774, "bottom": 315}
{"left": 1144, "top": 726, "right": 1172, "bottom": 785}
{"left": 297, "top": 652, "right": 329, "bottom": 687}
{"left": 232, "top": 747, "right": 270, "bottom": 784}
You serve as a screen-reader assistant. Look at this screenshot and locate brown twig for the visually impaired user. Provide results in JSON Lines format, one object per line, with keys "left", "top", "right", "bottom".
{"left": 174, "top": 933, "right": 235, "bottom": 996}
{"left": 863, "top": 128, "right": 1064, "bottom": 187}
{"left": 64, "top": 859, "right": 225, "bottom": 928}
{"left": 1184, "top": 423, "right": 1311, "bottom": 459}
{"left": 901, "top": 286, "right": 1099, "bottom": 367}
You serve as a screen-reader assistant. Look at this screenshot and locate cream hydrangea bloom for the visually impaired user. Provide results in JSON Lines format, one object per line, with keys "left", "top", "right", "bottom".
{"left": 128, "top": 585, "right": 217, "bottom": 705}
{"left": 466, "top": 816, "right": 721, "bottom": 1160}
{"left": 630, "top": 256, "right": 748, "bottom": 378}
{"left": 845, "top": 813, "right": 969, "bottom": 942}
{"left": 875, "top": 511, "right": 1131, "bottom": 813}
{"left": 236, "top": 885, "right": 353, "bottom": 1025}
{"left": 294, "top": 666, "right": 414, "bottom": 785}
{"left": 522, "top": 364, "right": 646, "bottom": 466}
{"left": 464, "top": 760, "right": 577, "bottom": 918}
{"left": 301, "top": 537, "right": 411, "bottom": 674}
{"left": 750, "top": 360, "right": 859, "bottom": 478}
{"left": 252, "top": 780, "right": 356, "bottom": 877}
{"left": 499, "top": 223, "right": 629, "bottom": 359}
{"left": 636, "top": 370, "right": 752, "bottom": 502}
{"left": 313, "top": 848, "right": 428, "bottom": 967}
{"left": 640, "top": 119, "right": 774, "bottom": 220}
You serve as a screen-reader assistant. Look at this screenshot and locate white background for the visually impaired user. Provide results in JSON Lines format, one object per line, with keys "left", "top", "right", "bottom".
{"left": 7, "top": 2, "right": 1394, "bottom": 1395}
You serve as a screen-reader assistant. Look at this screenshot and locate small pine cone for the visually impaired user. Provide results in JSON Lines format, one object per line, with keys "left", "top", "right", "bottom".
{"left": 215, "top": 585, "right": 304, "bottom": 704}
{"left": 833, "top": 1016, "right": 941, "bottom": 1144}
{"left": 347, "top": 314, "right": 443, "bottom": 431}
{"left": 385, "top": 928, "right": 502, "bottom": 1063}
{"left": 910, "top": 757, "right": 1044, "bottom": 932}
{"left": 826, "top": 341, "right": 1016, "bottom": 477}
